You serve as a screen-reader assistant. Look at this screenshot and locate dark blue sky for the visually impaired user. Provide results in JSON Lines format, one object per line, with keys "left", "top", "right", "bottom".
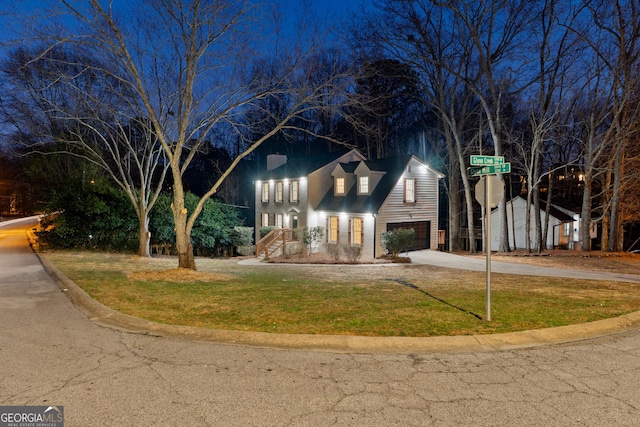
{"left": 0, "top": 1, "right": 371, "bottom": 44}
{"left": 294, "top": 0, "right": 362, "bottom": 15}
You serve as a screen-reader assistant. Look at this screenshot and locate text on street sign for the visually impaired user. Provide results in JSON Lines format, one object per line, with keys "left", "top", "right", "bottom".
{"left": 470, "top": 155, "right": 505, "bottom": 166}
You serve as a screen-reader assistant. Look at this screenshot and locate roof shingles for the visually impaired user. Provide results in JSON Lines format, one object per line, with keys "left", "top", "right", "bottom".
{"left": 316, "top": 155, "right": 413, "bottom": 214}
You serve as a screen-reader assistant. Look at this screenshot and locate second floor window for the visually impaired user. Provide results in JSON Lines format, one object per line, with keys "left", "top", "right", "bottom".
{"left": 261, "top": 182, "right": 269, "bottom": 202}
{"left": 290, "top": 180, "right": 299, "bottom": 202}
{"left": 404, "top": 178, "right": 415, "bottom": 203}
{"left": 276, "top": 181, "right": 284, "bottom": 202}
{"left": 336, "top": 177, "right": 345, "bottom": 195}
{"left": 358, "top": 176, "right": 369, "bottom": 194}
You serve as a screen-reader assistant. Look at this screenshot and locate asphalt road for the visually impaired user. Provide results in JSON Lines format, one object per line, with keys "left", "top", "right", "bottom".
{"left": 2, "top": 217, "right": 640, "bottom": 426}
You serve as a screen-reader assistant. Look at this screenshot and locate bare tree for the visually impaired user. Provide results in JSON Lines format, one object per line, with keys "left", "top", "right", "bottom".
{"left": 574, "top": 68, "right": 615, "bottom": 251}
{"left": 0, "top": 46, "right": 168, "bottom": 256}
{"left": 510, "top": 0, "right": 583, "bottom": 252}
{"left": 396, "top": 1, "right": 482, "bottom": 253}
{"left": 346, "top": 58, "right": 425, "bottom": 159}
{"left": 586, "top": 0, "right": 640, "bottom": 251}
{"left": 568, "top": 0, "right": 640, "bottom": 251}
{"left": 349, "top": 0, "right": 536, "bottom": 253}
{"left": 43, "top": 0, "right": 353, "bottom": 269}
{"left": 437, "top": 0, "right": 539, "bottom": 252}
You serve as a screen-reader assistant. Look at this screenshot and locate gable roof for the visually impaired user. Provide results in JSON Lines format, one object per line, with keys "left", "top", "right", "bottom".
{"left": 316, "top": 155, "right": 415, "bottom": 214}
{"left": 257, "top": 150, "right": 357, "bottom": 180}
{"left": 504, "top": 196, "right": 575, "bottom": 222}
{"left": 333, "top": 162, "right": 358, "bottom": 175}
{"left": 541, "top": 199, "right": 576, "bottom": 222}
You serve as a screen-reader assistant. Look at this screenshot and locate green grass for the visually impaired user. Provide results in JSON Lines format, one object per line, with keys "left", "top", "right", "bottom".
{"left": 43, "top": 251, "right": 640, "bottom": 337}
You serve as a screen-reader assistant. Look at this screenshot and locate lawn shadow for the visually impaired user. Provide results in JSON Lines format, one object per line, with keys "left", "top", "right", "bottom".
{"left": 389, "top": 278, "right": 483, "bottom": 320}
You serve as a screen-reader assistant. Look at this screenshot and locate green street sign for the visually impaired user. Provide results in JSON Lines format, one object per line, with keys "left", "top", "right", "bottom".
{"left": 470, "top": 155, "right": 505, "bottom": 166}
{"left": 468, "top": 162, "right": 511, "bottom": 177}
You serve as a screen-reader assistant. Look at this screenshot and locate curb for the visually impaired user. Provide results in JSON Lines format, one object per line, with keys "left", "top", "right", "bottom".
{"left": 35, "top": 253, "right": 640, "bottom": 354}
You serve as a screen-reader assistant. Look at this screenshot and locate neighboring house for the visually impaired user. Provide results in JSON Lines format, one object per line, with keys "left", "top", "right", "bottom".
{"left": 488, "top": 195, "right": 581, "bottom": 251}
{"left": 255, "top": 149, "right": 443, "bottom": 259}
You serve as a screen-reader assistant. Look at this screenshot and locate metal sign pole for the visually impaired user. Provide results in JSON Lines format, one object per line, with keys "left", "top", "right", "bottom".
{"left": 485, "top": 175, "right": 492, "bottom": 321}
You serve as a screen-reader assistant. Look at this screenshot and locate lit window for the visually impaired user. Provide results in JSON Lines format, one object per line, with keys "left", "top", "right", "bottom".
{"left": 276, "top": 181, "right": 284, "bottom": 202}
{"left": 276, "top": 213, "right": 283, "bottom": 228}
{"left": 336, "top": 177, "right": 345, "bottom": 195}
{"left": 564, "top": 222, "right": 571, "bottom": 237}
{"left": 405, "top": 178, "right": 415, "bottom": 203}
{"left": 262, "top": 213, "right": 269, "bottom": 226}
{"left": 290, "top": 180, "right": 299, "bottom": 202}
{"left": 328, "top": 216, "right": 339, "bottom": 243}
{"left": 261, "top": 182, "right": 269, "bottom": 202}
{"left": 352, "top": 217, "right": 363, "bottom": 245}
{"left": 359, "top": 176, "right": 369, "bottom": 194}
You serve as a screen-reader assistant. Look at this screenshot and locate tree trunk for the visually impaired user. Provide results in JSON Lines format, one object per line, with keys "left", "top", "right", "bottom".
{"left": 525, "top": 192, "right": 532, "bottom": 253}
{"left": 601, "top": 167, "right": 612, "bottom": 252}
{"left": 452, "top": 131, "right": 477, "bottom": 254}
{"left": 172, "top": 185, "right": 197, "bottom": 270}
{"left": 510, "top": 185, "right": 517, "bottom": 250}
{"left": 580, "top": 180, "right": 592, "bottom": 251}
{"left": 533, "top": 188, "right": 542, "bottom": 253}
{"left": 137, "top": 217, "right": 151, "bottom": 257}
{"left": 608, "top": 146, "right": 624, "bottom": 251}
{"left": 178, "top": 241, "right": 196, "bottom": 270}
{"left": 448, "top": 164, "right": 462, "bottom": 252}
{"left": 533, "top": 150, "right": 543, "bottom": 253}
{"left": 465, "top": 190, "right": 477, "bottom": 254}
{"left": 542, "top": 165, "right": 554, "bottom": 251}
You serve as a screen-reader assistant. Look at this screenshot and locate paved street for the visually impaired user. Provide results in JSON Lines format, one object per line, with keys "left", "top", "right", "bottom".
{"left": 2, "top": 217, "right": 640, "bottom": 426}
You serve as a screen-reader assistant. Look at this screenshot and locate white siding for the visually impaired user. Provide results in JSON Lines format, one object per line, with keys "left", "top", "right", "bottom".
{"left": 255, "top": 150, "right": 365, "bottom": 245}
{"left": 376, "top": 158, "right": 440, "bottom": 256}
{"left": 315, "top": 212, "right": 376, "bottom": 259}
{"left": 255, "top": 177, "right": 309, "bottom": 243}
{"left": 488, "top": 196, "right": 564, "bottom": 251}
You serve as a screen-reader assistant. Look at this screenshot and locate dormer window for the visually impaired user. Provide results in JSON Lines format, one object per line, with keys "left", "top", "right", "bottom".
{"left": 358, "top": 176, "right": 369, "bottom": 194}
{"left": 336, "top": 177, "right": 345, "bottom": 195}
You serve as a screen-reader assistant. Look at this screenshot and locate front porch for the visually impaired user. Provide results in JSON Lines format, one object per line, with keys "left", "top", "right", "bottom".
{"left": 255, "top": 228, "right": 297, "bottom": 259}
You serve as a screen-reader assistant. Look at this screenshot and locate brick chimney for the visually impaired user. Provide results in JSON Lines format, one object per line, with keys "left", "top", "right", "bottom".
{"left": 267, "top": 154, "right": 287, "bottom": 171}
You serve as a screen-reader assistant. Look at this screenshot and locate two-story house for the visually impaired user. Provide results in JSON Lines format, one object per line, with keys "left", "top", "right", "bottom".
{"left": 255, "top": 149, "right": 443, "bottom": 259}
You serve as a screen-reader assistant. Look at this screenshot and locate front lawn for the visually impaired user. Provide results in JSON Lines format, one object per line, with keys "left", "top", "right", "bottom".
{"left": 43, "top": 251, "right": 640, "bottom": 337}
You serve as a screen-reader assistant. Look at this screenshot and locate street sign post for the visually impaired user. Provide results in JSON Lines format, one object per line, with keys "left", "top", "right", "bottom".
{"left": 469, "top": 154, "right": 512, "bottom": 322}
{"left": 484, "top": 175, "right": 492, "bottom": 321}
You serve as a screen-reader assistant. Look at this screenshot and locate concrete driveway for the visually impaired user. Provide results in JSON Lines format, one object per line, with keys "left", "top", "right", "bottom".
{"left": 408, "top": 250, "right": 640, "bottom": 283}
